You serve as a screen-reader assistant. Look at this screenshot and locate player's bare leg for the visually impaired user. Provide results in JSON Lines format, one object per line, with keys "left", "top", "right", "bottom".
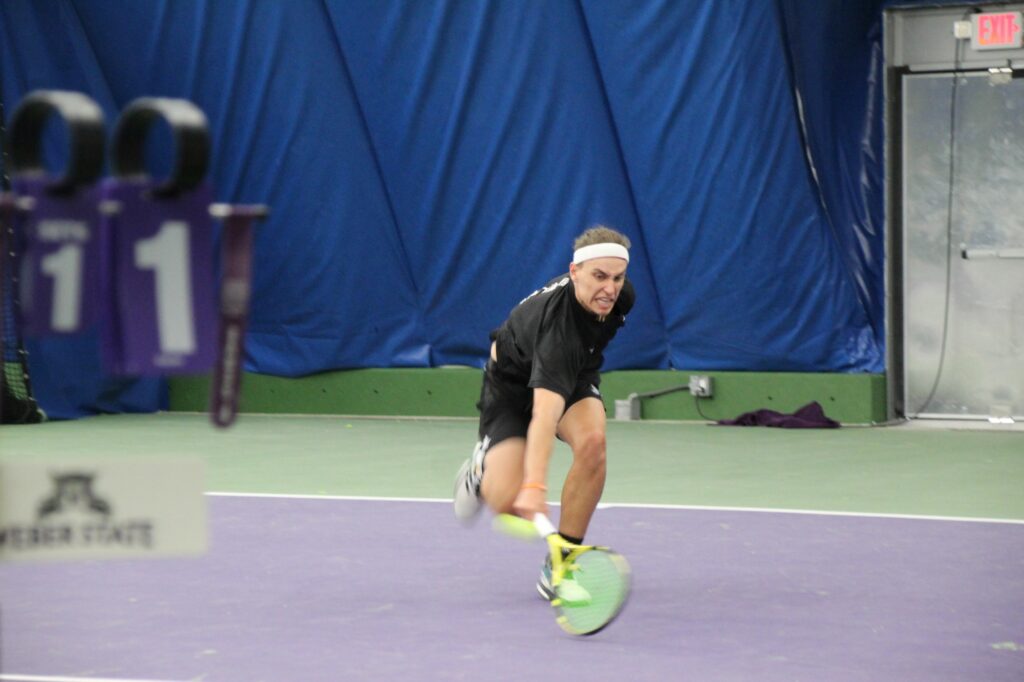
{"left": 555, "top": 397, "right": 607, "bottom": 541}
{"left": 479, "top": 437, "right": 526, "bottom": 513}
{"left": 532, "top": 398, "right": 605, "bottom": 601}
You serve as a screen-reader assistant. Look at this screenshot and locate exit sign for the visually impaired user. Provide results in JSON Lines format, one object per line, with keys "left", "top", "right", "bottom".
{"left": 971, "top": 11, "right": 1023, "bottom": 50}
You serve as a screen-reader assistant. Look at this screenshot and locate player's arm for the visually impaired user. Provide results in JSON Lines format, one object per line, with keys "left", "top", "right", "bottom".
{"left": 513, "top": 387, "right": 565, "bottom": 518}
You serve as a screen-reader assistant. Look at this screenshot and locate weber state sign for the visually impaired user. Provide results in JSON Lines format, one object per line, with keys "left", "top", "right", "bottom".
{"left": 0, "top": 457, "right": 207, "bottom": 562}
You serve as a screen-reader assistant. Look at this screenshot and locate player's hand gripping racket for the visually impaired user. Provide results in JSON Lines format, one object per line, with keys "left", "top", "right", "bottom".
{"left": 493, "top": 512, "right": 631, "bottom": 636}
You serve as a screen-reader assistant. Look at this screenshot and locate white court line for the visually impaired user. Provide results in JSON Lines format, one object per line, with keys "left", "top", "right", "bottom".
{"left": 209, "top": 491, "right": 449, "bottom": 504}
{"left": 206, "top": 492, "right": 1024, "bottom": 525}
{"left": 597, "top": 502, "right": 1024, "bottom": 525}
{"left": 0, "top": 675, "right": 189, "bottom": 682}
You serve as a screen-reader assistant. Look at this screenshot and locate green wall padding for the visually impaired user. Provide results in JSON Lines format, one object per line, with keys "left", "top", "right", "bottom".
{"left": 170, "top": 369, "right": 886, "bottom": 424}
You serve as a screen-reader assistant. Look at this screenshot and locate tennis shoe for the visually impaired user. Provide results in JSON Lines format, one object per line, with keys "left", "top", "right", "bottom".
{"left": 536, "top": 555, "right": 591, "bottom": 605}
{"left": 453, "top": 438, "right": 487, "bottom": 524}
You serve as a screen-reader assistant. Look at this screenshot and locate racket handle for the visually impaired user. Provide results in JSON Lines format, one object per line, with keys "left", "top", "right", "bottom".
{"left": 532, "top": 513, "right": 558, "bottom": 538}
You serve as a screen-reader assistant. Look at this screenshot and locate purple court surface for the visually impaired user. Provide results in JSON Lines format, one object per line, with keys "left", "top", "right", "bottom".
{"left": 1, "top": 496, "right": 1022, "bottom": 681}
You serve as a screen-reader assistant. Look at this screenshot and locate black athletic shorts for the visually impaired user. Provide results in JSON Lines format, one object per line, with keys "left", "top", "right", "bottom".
{"left": 476, "top": 360, "right": 603, "bottom": 450}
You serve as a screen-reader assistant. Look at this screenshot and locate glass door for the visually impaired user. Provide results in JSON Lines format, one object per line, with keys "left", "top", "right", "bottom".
{"left": 902, "top": 72, "right": 1024, "bottom": 421}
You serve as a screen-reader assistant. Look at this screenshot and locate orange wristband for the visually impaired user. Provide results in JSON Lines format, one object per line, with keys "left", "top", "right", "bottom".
{"left": 521, "top": 482, "right": 547, "bottom": 492}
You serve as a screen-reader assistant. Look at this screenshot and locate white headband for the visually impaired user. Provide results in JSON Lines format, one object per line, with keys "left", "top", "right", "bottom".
{"left": 572, "top": 242, "right": 630, "bottom": 264}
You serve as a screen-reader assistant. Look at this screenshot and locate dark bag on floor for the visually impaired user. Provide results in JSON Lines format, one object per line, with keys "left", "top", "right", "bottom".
{"left": 717, "top": 400, "right": 840, "bottom": 428}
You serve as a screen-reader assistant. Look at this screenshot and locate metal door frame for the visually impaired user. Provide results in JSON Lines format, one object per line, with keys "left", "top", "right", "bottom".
{"left": 883, "top": 3, "right": 1024, "bottom": 421}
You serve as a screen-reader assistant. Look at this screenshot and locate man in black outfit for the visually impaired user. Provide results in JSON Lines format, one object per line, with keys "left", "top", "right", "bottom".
{"left": 453, "top": 225, "right": 634, "bottom": 600}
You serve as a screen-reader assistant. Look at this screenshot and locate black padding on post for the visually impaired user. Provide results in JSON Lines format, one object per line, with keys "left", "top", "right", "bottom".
{"left": 112, "top": 97, "right": 210, "bottom": 197}
{"left": 7, "top": 90, "right": 106, "bottom": 193}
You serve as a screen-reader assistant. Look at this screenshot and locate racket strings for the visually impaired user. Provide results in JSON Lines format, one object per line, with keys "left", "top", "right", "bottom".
{"left": 552, "top": 549, "right": 630, "bottom": 634}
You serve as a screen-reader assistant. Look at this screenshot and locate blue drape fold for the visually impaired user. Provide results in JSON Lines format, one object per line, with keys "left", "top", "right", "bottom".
{"left": 0, "top": 0, "right": 891, "bottom": 418}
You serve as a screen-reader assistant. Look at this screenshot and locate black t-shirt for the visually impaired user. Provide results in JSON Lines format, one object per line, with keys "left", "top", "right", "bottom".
{"left": 490, "top": 274, "right": 635, "bottom": 400}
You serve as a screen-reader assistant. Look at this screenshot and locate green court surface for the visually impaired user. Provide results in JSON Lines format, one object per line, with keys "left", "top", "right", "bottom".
{"left": 1, "top": 413, "right": 1021, "bottom": 520}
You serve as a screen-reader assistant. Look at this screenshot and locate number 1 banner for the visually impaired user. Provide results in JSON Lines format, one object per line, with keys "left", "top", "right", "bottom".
{"left": 14, "top": 178, "right": 104, "bottom": 337}
{"left": 100, "top": 180, "right": 217, "bottom": 376}
{"left": 99, "top": 96, "right": 218, "bottom": 377}
{"left": 7, "top": 90, "right": 107, "bottom": 339}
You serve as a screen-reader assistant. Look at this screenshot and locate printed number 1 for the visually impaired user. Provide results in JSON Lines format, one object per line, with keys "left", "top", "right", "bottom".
{"left": 40, "top": 243, "right": 84, "bottom": 332}
{"left": 135, "top": 221, "right": 197, "bottom": 355}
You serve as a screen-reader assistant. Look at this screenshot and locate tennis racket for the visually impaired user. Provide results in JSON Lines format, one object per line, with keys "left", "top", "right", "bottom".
{"left": 493, "top": 512, "right": 631, "bottom": 636}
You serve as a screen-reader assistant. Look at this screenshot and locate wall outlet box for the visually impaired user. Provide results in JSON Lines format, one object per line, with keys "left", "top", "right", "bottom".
{"left": 614, "top": 397, "right": 641, "bottom": 420}
{"left": 688, "top": 375, "right": 713, "bottom": 398}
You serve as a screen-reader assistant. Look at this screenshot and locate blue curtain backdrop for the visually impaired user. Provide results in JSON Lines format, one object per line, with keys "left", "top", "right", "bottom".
{"left": 0, "top": 0, "right": 905, "bottom": 418}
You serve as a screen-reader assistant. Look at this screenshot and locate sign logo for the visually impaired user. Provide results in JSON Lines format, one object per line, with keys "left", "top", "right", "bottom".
{"left": 37, "top": 473, "right": 112, "bottom": 520}
{"left": 0, "top": 470, "right": 154, "bottom": 553}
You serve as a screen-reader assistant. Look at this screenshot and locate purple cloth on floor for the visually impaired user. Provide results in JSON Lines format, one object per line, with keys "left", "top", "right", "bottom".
{"left": 717, "top": 400, "right": 840, "bottom": 428}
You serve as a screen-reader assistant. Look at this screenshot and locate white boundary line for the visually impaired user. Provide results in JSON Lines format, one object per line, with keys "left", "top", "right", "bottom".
{"left": 209, "top": 492, "right": 449, "bottom": 504}
{"left": 205, "top": 492, "right": 1024, "bottom": 525}
{"left": 0, "top": 675, "right": 188, "bottom": 682}
{"left": 597, "top": 502, "right": 1024, "bottom": 525}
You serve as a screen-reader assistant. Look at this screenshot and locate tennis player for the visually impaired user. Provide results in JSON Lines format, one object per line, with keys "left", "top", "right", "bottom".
{"left": 453, "top": 225, "right": 634, "bottom": 600}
